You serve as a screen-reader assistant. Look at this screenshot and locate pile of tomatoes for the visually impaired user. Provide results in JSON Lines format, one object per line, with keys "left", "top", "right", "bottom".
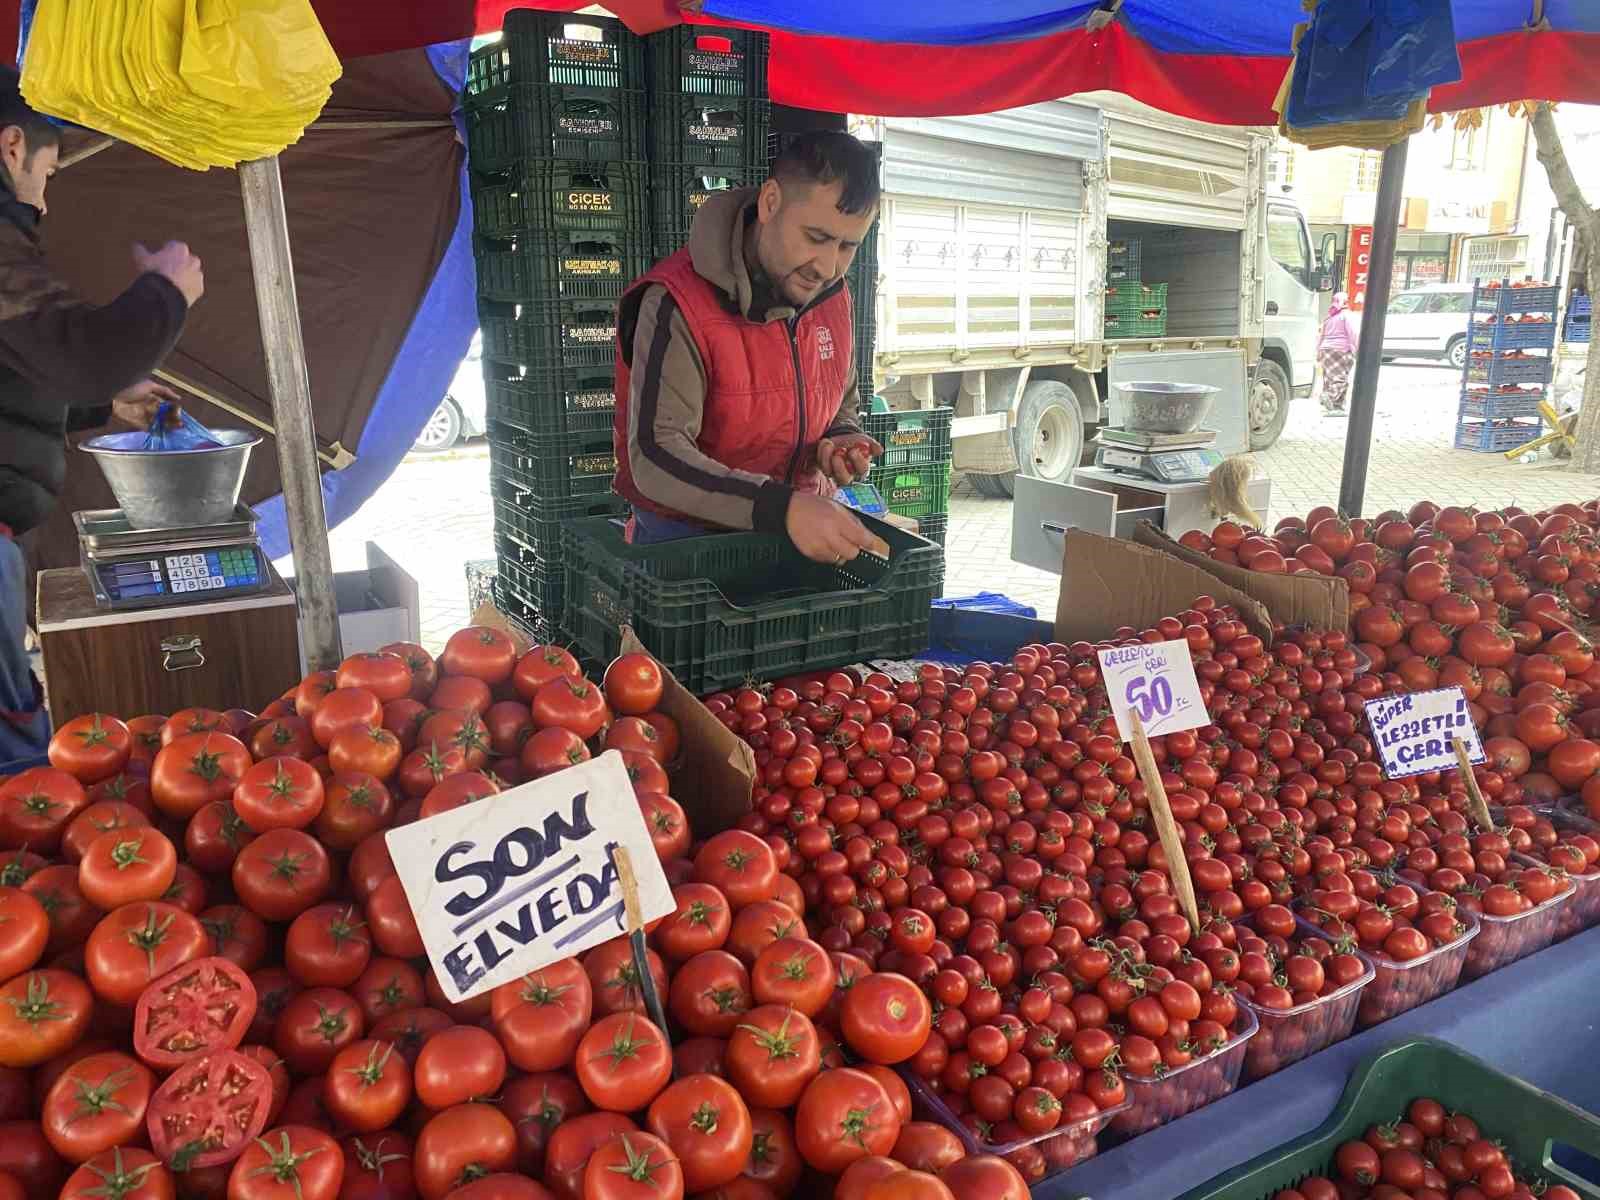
{"left": 1187, "top": 501, "right": 1600, "bottom": 813}
{"left": 1282, "top": 1096, "right": 1580, "bottom": 1200}
{"left": 0, "top": 632, "right": 1030, "bottom": 1200}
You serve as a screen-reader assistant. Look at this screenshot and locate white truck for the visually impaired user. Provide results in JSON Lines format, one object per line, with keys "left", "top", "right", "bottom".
{"left": 859, "top": 94, "right": 1330, "bottom": 495}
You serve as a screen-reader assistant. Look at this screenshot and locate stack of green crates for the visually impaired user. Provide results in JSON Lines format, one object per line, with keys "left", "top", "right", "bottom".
{"left": 647, "top": 28, "right": 770, "bottom": 261}
{"left": 1104, "top": 237, "right": 1168, "bottom": 339}
{"left": 464, "top": 10, "right": 646, "bottom": 638}
{"left": 862, "top": 407, "right": 952, "bottom": 547}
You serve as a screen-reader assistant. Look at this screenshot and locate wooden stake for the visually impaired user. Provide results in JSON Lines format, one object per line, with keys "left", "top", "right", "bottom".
{"left": 611, "top": 846, "right": 673, "bottom": 1045}
{"left": 1128, "top": 709, "right": 1201, "bottom": 934}
{"left": 1452, "top": 737, "right": 1496, "bottom": 833}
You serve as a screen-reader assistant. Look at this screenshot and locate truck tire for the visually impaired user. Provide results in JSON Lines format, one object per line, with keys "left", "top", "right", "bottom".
{"left": 970, "top": 471, "right": 1015, "bottom": 499}
{"left": 1247, "top": 360, "right": 1291, "bottom": 451}
{"left": 1013, "top": 380, "right": 1084, "bottom": 484}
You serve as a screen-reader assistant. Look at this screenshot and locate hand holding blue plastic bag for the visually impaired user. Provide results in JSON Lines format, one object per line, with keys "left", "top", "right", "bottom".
{"left": 142, "top": 400, "right": 223, "bottom": 450}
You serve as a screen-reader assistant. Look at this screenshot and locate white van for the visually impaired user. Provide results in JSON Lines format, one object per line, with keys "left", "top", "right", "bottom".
{"left": 1380, "top": 283, "right": 1472, "bottom": 369}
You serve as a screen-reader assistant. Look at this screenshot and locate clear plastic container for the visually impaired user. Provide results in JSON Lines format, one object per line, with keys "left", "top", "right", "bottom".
{"left": 1461, "top": 881, "right": 1572, "bottom": 980}
{"left": 1111, "top": 1007, "right": 1258, "bottom": 1137}
{"left": 900, "top": 1068, "right": 1127, "bottom": 1186}
{"left": 1237, "top": 916, "right": 1375, "bottom": 1081}
{"left": 1522, "top": 804, "right": 1600, "bottom": 939}
{"left": 1354, "top": 907, "right": 1478, "bottom": 1029}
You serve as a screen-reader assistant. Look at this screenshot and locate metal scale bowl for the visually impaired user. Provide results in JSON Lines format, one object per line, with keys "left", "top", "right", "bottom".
{"left": 76, "top": 430, "right": 272, "bottom": 610}
{"left": 1095, "top": 382, "right": 1225, "bottom": 483}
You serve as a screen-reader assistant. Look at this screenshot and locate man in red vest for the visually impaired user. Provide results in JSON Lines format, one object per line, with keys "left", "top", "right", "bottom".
{"left": 614, "top": 132, "right": 887, "bottom": 564}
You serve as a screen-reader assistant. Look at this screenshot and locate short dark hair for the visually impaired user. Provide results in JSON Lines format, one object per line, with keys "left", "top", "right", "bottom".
{"left": 770, "top": 131, "right": 880, "bottom": 215}
{"left": 0, "top": 69, "right": 60, "bottom": 163}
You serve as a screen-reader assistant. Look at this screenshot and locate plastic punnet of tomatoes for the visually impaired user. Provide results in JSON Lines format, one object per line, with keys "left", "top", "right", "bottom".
{"left": 899, "top": 1064, "right": 1128, "bottom": 1184}
{"left": 1508, "top": 803, "right": 1600, "bottom": 937}
{"left": 1229, "top": 908, "right": 1375, "bottom": 1082}
{"left": 1458, "top": 862, "right": 1573, "bottom": 981}
{"left": 1109, "top": 1007, "right": 1258, "bottom": 1137}
{"left": 1301, "top": 904, "right": 1479, "bottom": 1030}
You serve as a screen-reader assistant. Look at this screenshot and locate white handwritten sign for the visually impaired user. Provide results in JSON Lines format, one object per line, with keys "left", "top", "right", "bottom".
{"left": 385, "top": 751, "right": 673, "bottom": 1004}
{"left": 1363, "top": 687, "right": 1484, "bottom": 779}
{"left": 1097, "top": 640, "right": 1207, "bottom": 742}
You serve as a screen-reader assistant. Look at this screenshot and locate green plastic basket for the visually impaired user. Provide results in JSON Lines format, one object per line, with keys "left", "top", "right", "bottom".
{"left": 471, "top": 160, "right": 650, "bottom": 239}
{"left": 560, "top": 513, "right": 944, "bottom": 694}
{"left": 1179, "top": 1039, "right": 1600, "bottom": 1200}
{"left": 861, "top": 408, "right": 953, "bottom": 469}
{"left": 869, "top": 462, "right": 951, "bottom": 520}
{"left": 488, "top": 423, "right": 618, "bottom": 500}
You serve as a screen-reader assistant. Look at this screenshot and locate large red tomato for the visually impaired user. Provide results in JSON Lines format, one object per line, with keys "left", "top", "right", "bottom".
{"left": 337, "top": 652, "right": 413, "bottom": 703}
{"left": 412, "top": 1104, "right": 517, "bottom": 1200}
{"left": 490, "top": 960, "right": 594, "bottom": 1073}
{"left": 232, "top": 829, "right": 332, "bottom": 922}
{"left": 0, "top": 969, "right": 92, "bottom": 1067}
{"left": 42, "top": 1051, "right": 154, "bottom": 1163}
{"left": 840, "top": 974, "right": 932, "bottom": 1065}
{"left": 60, "top": 1149, "right": 174, "bottom": 1200}
{"left": 84, "top": 902, "right": 208, "bottom": 1007}
{"left": 575, "top": 1013, "right": 673, "bottom": 1113}
{"left": 531, "top": 677, "right": 611, "bottom": 740}
{"left": 512, "top": 645, "right": 581, "bottom": 701}
{"left": 794, "top": 1068, "right": 901, "bottom": 1174}
{"left": 603, "top": 654, "right": 665, "bottom": 716}
{"left": 48, "top": 714, "right": 132, "bottom": 784}
{"left": 150, "top": 732, "right": 250, "bottom": 820}
{"left": 0, "top": 766, "right": 88, "bottom": 853}
{"left": 78, "top": 826, "right": 178, "bottom": 909}
{"left": 441, "top": 627, "right": 519, "bottom": 686}
{"left": 227, "top": 1126, "right": 343, "bottom": 1200}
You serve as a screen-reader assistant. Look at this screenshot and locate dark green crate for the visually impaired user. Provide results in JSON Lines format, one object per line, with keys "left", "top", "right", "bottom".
{"left": 1179, "top": 1039, "right": 1600, "bottom": 1200}
{"left": 495, "top": 556, "right": 566, "bottom": 626}
{"left": 560, "top": 513, "right": 943, "bottom": 694}
{"left": 647, "top": 26, "right": 768, "bottom": 97}
{"left": 869, "top": 461, "right": 951, "bottom": 520}
{"left": 650, "top": 94, "right": 771, "bottom": 170}
{"left": 474, "top": 231, "right": 650, "bottom": 304}
{"left": 488, "top": 423, "right": 618, "bottom": 500}
{"left": 478, "top": 299, "right": 618, "bottom": 370}
{"left": 492, "top": 577, "right": 555, "bottom": 645}
{"left": 861, "top": 408, "right": 952, "bottom": 469}
{"left": 1107, "top": 237, "right": 1142, "bottom": 283}
{"left": 483, "top": 358, "right": 617, "bottom": 437}
{"left": 465, "top": 11, "right": 647, "bottom": 101}
{"left": 494, "top": 494, "right": 628, "bottom": 562}
{"left": 1105, "top": 281, "right": 1168, "bottom": 316}
{"left": 1104, "top": 309, "right": 1168, "bottom": 339}
{"left": 649, "top": 162, "right": 763, "bottom": 257}
{"left": 471, "top": 160, "right": 650, "bottom": 238}
{"left": 916, "top": 513, "right": 947, "bottom": 546}
{"left": 467, "top": 85, "right": 647, "bottom": 170}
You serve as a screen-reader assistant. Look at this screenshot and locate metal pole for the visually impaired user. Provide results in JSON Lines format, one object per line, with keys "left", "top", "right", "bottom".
{"left": 1338, "top": 138, "right": 1409, "bottom": 517}
{"left": 239, "top": 156, "right": 343, "bottom": 671}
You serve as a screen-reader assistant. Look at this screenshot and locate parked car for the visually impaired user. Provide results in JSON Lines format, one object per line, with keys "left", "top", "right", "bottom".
{"left": 413, "top": 334, "right": 487, "bottom": 452}
{"left": 1379, "top": 283, "right": 1472, "bottom": 368}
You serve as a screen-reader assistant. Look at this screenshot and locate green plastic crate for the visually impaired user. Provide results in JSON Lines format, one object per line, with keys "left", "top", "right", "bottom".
{"left": 869, "top": 462, "right": 951, "bottom": 520}
{"left": 466, "top": 85, "right": 647, "bottom": 170}
{"left": 488, "top": 423, "right": 618, "bottom": 500}
{"left": 647, "top": 26, "right": 769, "bottom": 97}
{"left": 474, "top": 231, "right": 650, "bottom": 304}
{"left": 494, "top": 493, "right": 628, "bottom": 565}
{"left": 861, "top": 408, "right": 952, "bottom": 469}
{"left": 1104, "top": 309, "right": 1168, "bottom": 339}
{"left": 471, "top": 160, "right": 650, "bottom": 238}
{"left": 465, "top": 10, "right": 647, "bottom": 101}
{"left": 1179, "top": 1039, "right": 1600, "bottom": 1200}
{"left": 484, "top": 360, "right": 617, "bottom": 438}
{"left": 560, "top": 513, "right": 944, "bottom": 694}
{"left": 479, "top": 300, "right": 618, "bottom": 371}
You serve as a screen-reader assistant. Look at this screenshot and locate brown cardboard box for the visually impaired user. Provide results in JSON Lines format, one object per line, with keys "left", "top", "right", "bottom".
{"left": 622, "top": 626, "right": 756, "bottom": 837}
{"left": 1055, "top": 527, "right": 1275, "bottom": 643}
{"left": 1132, "top": 522, "right": 1351, "bottom": 635}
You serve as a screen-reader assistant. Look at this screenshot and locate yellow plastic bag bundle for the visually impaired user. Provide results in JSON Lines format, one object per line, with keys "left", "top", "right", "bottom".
{"left": 20, "top": 0, "right": 342, "bottom": 170}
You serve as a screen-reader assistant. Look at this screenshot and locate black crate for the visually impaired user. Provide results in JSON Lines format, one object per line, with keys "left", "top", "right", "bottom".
{"left": 1107, "top": 237, "right": 1142, "bottom": 284}
{"left": 492, "top": 577, "right": 556, "bottom": 645}
{"left": 465, "top": 10, "right": 647, "bottom": 101}
{"left": 495, "top": 557, "right": 566, "bottom": 627}
{"left": 648, "top": 27, "right": 769, "bottom": 97}
{"left": 479, "top": 299, "right": 618, "bottom": 370}
{"left": 483, "top": 357, "right": 618, "bottom": 436}
{"left": 472, "top": 160, "right": 650, "bottom": 238}
{"left": 917, "top": 513, "right": 948, "bottom": 546}
{"left": 651, "top": 94, "right": 771, "bottom": 169}
{"left": 649, "top": 162, "right": 763, "bottom": 256}
{"left": 475, "top": 231, "right": 650, "bottom": 303}
{"left": 467, "top": 85, "right": 647, "bottom": 170}
{"left": 494, "top": 494, "right": 628, "bottom": 567}
{"left": 489, "top": 423, "right": 619, "bottom": 500}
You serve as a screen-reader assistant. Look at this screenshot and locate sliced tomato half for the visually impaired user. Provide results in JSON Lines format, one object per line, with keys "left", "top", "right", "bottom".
{"left": 133, "top": 956, "right": 257, "bottom": 1070}
{"left": 145, "top": 1049, "right": 271, "bottom": 1170}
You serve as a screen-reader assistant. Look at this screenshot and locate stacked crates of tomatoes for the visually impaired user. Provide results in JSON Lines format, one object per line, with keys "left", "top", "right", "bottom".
{"left": 646, "top": 27, "right": 771, "bottom": 262}
{"left": 1456, "top": 278, "right": 1558, "bottom": 453}
{"left": 464, "top": 10, "right": 646, "bottom": 638}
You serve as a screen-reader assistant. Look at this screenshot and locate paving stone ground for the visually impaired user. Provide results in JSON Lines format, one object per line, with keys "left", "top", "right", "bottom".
{"left": 300, "top": 362, "right": 1600, "bottom": 650}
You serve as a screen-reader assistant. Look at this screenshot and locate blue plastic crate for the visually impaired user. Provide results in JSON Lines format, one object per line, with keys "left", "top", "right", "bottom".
{"left": 1573, "top": 294, "right": 1593, "bottom": 317}
{"left": 1566, "top": 316, "right": 1592, "bottom": 344}
{"left": 1471, "top": 281, "right": 1560, "bottom": 315}
{"left": 1469, "top": 322, "right": 1558, "bottom": 352}
{"left": 1465, "top": 354, "right": 1552, "bottom": 387}
{"left": 1455, "top": 418, "right": 1542, "bottom": 453}
{"left": 1458, "top": 391, "right": 1544, "bottom": 421}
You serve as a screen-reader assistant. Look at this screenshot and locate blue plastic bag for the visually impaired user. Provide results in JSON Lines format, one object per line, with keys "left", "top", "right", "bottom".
{"left": 141, "top": 401, "right": 223, "bottom": 450}
{"left": 1369, "top": 0, "right": 1460, "bottom": 99}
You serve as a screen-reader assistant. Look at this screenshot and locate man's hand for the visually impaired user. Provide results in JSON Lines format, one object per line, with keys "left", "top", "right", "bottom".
{"left": 111, "top": 379, "right": 183, "bottom": 429}
{"left": 815, "top": 433, "right": 883, "bottom": 486}
{"left": 134, "top": 241, "right": 204, "bottom": 307}
{"left": 785, "top": 491, "right": 891, "bottom": 565}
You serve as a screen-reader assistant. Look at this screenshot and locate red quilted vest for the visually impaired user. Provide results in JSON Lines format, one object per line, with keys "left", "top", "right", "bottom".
{"left": 613, "top": 246, "right": 854, "bottom": 520}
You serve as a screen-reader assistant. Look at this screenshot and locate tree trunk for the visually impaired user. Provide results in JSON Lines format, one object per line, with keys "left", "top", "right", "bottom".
{"left": 1529, "top": 104, "right": 1600, "bottom": 472}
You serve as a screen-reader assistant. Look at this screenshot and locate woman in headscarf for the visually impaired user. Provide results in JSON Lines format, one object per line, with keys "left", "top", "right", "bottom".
{"left": 1317, "top": 293, "right": 1358, "bottom": 416}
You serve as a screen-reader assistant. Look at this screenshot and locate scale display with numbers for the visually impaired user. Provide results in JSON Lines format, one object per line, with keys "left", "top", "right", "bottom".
{"left": 834, "top": 481, "right": 887, "bottom": 516}
{"left": 1094, "top": 428, "right": 1223, "bottom": 483}
{"left": 74, "top": 506, "right": 272, "bottom": 611}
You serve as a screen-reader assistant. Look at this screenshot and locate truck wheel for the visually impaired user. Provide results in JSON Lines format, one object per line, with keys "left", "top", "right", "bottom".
{"left": 1247, "top": 361, "right": 1291, "bottom": 451}
{"left": 970, "top": 472, "right": 1016, "bottom": 499}
{"left": 1013, "top": 380, "right": 1084, "bottom": 484}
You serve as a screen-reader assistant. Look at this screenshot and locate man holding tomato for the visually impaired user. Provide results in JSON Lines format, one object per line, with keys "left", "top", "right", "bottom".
{"left": 613, "top": 131, "right": 889, "bottom": 564}
{"left": 0, "top": 78, "right": 204, "bottom": 771}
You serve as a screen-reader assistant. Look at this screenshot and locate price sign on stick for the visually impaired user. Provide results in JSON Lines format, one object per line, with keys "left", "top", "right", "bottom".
{"left": 385, "top": 751, "right": 674, "bottom": 1004}
{"left": 1363, "top": 687, "right": 1484, "bottom": 780}
{"left": 1097, "top": 640, "right": 1208, "bottom": 742}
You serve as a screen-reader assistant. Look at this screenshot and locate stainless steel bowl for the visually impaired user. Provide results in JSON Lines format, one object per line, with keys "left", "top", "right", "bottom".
{"left": 1116, "top": 382, "right": 1219, "bottom": 434}
{"left": 81, "top": 429, "right": 261, "bottom": 530}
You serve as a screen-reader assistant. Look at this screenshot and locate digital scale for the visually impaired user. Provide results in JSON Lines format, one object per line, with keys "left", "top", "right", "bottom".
{"left": 74, "top": 505, "right": 273, "bottom": 611}
{"left": 834, "top": 481, "right": 888, "bottom": 516}
{"left": 1094, "top": 427, "right": 1224, "bottom": 483}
